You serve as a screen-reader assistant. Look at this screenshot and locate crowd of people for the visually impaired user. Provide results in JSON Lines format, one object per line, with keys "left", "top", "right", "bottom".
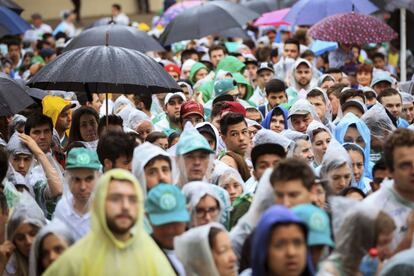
{"left": 0, "top": 1, "right": 414, "bottom": 276}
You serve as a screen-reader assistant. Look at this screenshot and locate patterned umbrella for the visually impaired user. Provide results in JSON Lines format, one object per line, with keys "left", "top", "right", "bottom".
{"left": 156, "top": 1, "right": 202, "bottom": 26}
{"left": 308, "top": 12, "right": 398, "bottom": 45}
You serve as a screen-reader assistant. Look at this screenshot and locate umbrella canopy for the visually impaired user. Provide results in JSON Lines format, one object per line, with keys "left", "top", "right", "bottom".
{"left": 254, "top": 8, "right": 291, "bottom": 26}
{"left": 156, "top": 0, "right": 202, "bottom": 26}
{"left": 87, "top": 17, "right": 114, "bottom": 29}
{"left": 0, "top": 6, "right": 31, "bottom": 37}
{"left": 0, "top": 73, "right": 35, "bottom": 116}
{"left": 284, "top": 0, "right": 378, "bottom": 25}
{"left": 0, "top": 0, "right": 23, "bottom": 14}
{"left": 159, "top": 0, "right": 260, "bottom": 45}
{"left": 308, "top": 12, "right": 398, "bottom": 45}
{"left": 241, "top": 0, "right": 279, "bottom": 14}
{"left": 28, "top": 46, "right": 181, "bottom": 94}
{"left": 371, "top": 0, "right": 414, "bottom": 13}
{"left": 63, "top": 24, "right": 164, "bottom": 53}
{"left": 310, "top": 40, "right": 338, "bottom": 56}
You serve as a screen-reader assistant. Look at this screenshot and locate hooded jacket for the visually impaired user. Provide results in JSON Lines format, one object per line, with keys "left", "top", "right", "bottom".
{"left": 175, "top": 222, "right": 226, "bottom": 276}
{"left": 261, "top": 106, "right": 289, "bottom": 130}
{"left": 189, "top": 62, "right": 208, "bottom": 85}
{"left": 216, "top": 56, "right": 245, "bottom": 74}
{"left": 42, "top": 95, "right": 73, "bottom": 138}
{"left": 334, "top": 112, "right": 373, "bottom": 179}
{"left": 251, "top": 205, "right": 313, "bottom": 276}
{"left": 43, "top": 169, "right": 176, "bottom": 276}
{"left": 29, "top": 219, "right": 75, "bottom": 276}
{"left": 233, "top": 73, "right": 253, "bottom": 101}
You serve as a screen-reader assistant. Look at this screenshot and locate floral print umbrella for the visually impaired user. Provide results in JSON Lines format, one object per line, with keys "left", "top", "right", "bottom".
{"left": 308, "top": 12, "right": 398, "bottom": 45}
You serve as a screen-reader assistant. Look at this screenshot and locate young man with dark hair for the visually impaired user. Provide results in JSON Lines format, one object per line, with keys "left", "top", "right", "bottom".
{"left": 325, "top": 68, "right": 344, "bottom": 83}
{"left": 97, "top": 115, "right": 124, "bottom": 137}
{"left": 377, "top": 88, "right": 409, "bottom": 128}
{"left": 370, "top": 157, "right": 389, "bottom": 192}
{"left": 258, "top": 79, "right": 288, "bottom": 118}
{"left": 24, "top": 113, "right": 54, "bottom": 154}
{"left": 364, "top": 129, "right": 414, "bottom": 253}
{"left": 220, "top": 112, "right": 250, "bottom": 157}
{"left": 6, "top": 40, "right": 22, "bottom": 70}
{"left": 270, "top": 158, "right": 316, "bottom": 208}
{"left": 133, "top": 93, "right": 152, "bottom": 118}
{"left": 307, "top": 89, "right": 329, "bottom": 123}
{"left": 327, "top": 83, "right": 347, "bottom": 120}
{"left": 373, "top": 52, "right": 395, "bottom": 74}
{"left": 208, "top": 45, "right": 227, "bottom": 68}
{"left": 75, "top": 92, "right": 102, "bottom": 113}
{"left": 274, "top": 38, "right": 300, "bottom": 81}
{"left": 339, "top": 88, "right": 366, "bottom": 106}
{"left": 97, "top": 132, "right": 137, "bottom": 172}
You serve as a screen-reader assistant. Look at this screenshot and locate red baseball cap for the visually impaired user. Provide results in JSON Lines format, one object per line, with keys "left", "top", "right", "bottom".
{"left": 180, "top": 100, "right": 204, "bottom": 118}
{"left": 222, "top": 101, "right": 246, "bottom": 117}
{"left": 164, "top": 63, "right": 181, "bottom": 75}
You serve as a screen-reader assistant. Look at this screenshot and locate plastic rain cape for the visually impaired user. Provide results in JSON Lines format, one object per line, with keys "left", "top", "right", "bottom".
{"left": 175, "top": 222, "right": 225, "bottom": 276}
{"left": 318, "top": 197, "right": 383, "bottom": 276}
{"left": 29, "top": 219, "right": 75, "bottom": 276}
{"left": 43, "top": 169, "right": 176, "bottom": 276}
{"left": 182, "top": 181, "right": 231, "bottom": 228}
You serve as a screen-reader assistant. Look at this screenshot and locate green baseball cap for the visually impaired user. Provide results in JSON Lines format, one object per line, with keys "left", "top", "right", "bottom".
{"left": 145, "top": 183, "right": 190, "bottom": 226}
{"left": 66, "top": 148, "right": 102, "bottom": 171}
{"left": 214, "top": 79, "right": 237, "bottom": 97}
{"left": 292, "top": 203, "right": 335, "bottom": 248}
{"left": 176, "top": 128, "right": 214, "bottom": 156}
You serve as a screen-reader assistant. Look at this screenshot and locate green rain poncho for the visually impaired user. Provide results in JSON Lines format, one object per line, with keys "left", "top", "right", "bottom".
{"left": 189, "top": 62, "right": 208, "bottom": 85}
{"left": 43, "top": 169, "right": 176, "bottom": 276}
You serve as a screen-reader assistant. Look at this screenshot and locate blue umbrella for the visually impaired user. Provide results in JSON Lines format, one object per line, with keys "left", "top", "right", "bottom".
{"left": 310, "top": 40, "right": 338, "bottom": 56}
{"left": 284, "top": 0, "right": 378, "bottom": 26}
{"left": 0, "top": 6, "right": 31, "bottom": 37}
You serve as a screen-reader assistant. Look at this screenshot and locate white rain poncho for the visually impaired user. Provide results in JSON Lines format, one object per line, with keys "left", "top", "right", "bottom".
{"left": 319, "top": 139, "right": 354, "bottom": 193}
{"left": 317, "top": 74, "right": 336, "bottom": 88}
{"left": 286, "top": 58, "right": 318, "bottom": 92}
{"left": 117, "top": 106, "right": 134, "bottom": 128}
{"left": 28, "top": 219, "right": 75, "bottom": 276}
{"left": 380, "top": 248, "right": 414, "bottom": 276}
{"left": 175, "top": 222, "right": 226, "bottom": 276}
{"left": 182, "top": 181, "right": 231, "bottom": 228}
{"left": 217, "top": 167, "right": 246, "bottom": 200}
{"left": 112, "top": 95, "right": 134, "bottom": 115}
{"left": 253, "top": 128, "right": 294, "bottom": 156}
{"left": 131, "top": 142, "right": 176, "bottom": 197}
{"left": 127, "top": 109, "right": 152, "bottom": 132}
{"left": 195, "top": 122, "right": 221, "bottom": 155}
{"left": 6, "top": 193, "right": 47, "bottom": 276}
{"left": 6, "top": 133, "right": 35, "bottom": 194}
{"left": 400, "top": 91, "right": 414, "bottom": 105}
{"left": 306, "top": 120, "right": 332, "bottom": 142}
{"left": 361, "top": 103, "right": 396, "bottom": 142}
{"left": 282, "top": 129, "right": 310, "bottom": 141}
{"left": 211, "top": 160, "right": 235, "bottom": 185}
{"left": 230, "top": 168, "right": 275, "bottom": 260}
{"left": 318, "top": 197, "right": 393, "bottom": 276}
{"left": 288, "top": 99, "right": 321, "bottom": 130}
{"left": 176, "top": 123, "right": 215, "bottom": 186}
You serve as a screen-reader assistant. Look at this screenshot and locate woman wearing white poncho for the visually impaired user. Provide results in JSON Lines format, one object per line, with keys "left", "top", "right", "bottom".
{"left": 175, "top": 223, "right": 237, "bottom": 276}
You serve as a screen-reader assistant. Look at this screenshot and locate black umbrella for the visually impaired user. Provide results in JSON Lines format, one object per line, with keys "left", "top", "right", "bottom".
{"left": 241, "top": 0, "right": 296, "bottom": 14}
{"left": 28, "top": 45, "right": 180, "bottom": 94}
{"left": 64, "top": 24, "right": 164, "bottom": 53}
{"left": 0, "top": 0, "right": 23, "bottom": 14}
{"left": 15, "top": 79, "right": 48, "bottom": 104}
{"left": 0, "top": 73, "right": 35, "bottom": 116}
{"left": 159, "top": 0, "right": 260, "bottom": 45}
{"left": 218, "top": 27, "right": 249, "bottom": 39}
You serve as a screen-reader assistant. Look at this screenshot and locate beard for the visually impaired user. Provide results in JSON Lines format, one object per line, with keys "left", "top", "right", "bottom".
{"left": 106, "top": 214, "right": 136, "bottom": 235}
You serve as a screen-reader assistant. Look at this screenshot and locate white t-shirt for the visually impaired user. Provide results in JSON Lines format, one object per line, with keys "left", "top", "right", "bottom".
{"left": 363, "top": 180, "right": 414, "bottom": 251}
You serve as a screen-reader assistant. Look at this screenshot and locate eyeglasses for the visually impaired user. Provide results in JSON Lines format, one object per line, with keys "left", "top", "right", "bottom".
{"left": 195, "top": 206, "right": 219, "bottom": 218}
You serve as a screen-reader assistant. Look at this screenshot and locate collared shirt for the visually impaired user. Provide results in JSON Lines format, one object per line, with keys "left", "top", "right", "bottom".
{"left": 53, "top": 195, "right": 91, "bottom": 241}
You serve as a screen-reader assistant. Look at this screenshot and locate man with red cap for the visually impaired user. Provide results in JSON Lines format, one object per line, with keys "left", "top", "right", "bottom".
{"left": 180, "top": 101, "right": 205, "bottom": 127}
{"left": 164, "top": 64, "right": 181, "bottom": 81}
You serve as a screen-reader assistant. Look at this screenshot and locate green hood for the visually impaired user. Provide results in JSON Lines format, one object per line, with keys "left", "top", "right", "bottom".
{"left": 216, "top": 56, "right": 245, "bottom": 73}
{"left": 189, "top": 62, "right": 208, "bottom": 85}
{"left": 233, "top": 73, "right": 253, "bottom": 100}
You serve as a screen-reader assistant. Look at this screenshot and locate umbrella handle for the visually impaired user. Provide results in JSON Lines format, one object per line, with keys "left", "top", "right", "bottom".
{"left": 106, "top": 93, "right": 109, "bottom": 126}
